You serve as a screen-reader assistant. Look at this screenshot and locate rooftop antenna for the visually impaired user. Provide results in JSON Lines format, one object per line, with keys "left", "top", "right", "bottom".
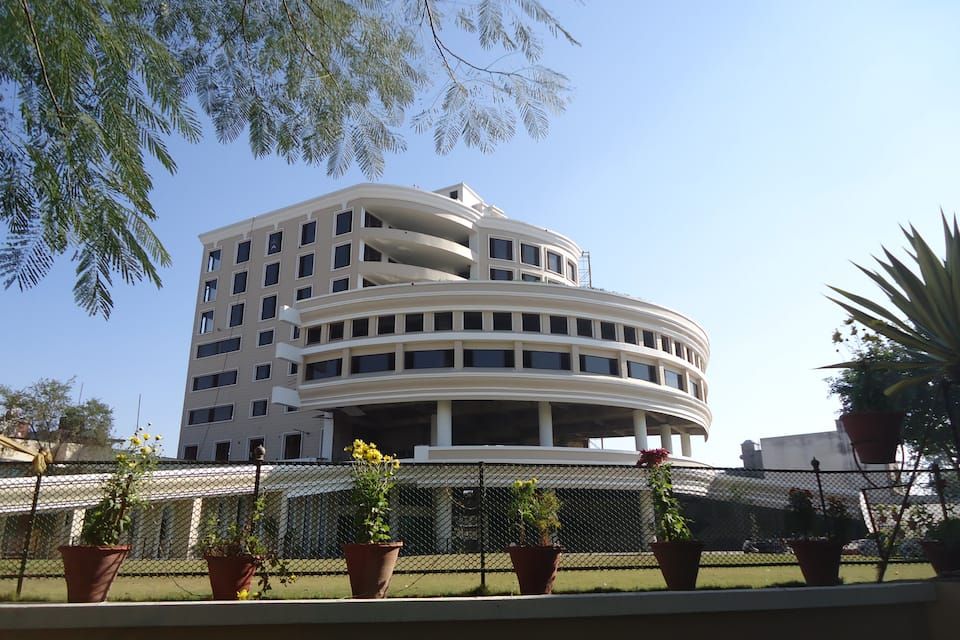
{"left": 136, "top": 394, "right": 141, "bottom": 430}
{"left": 76, "top": 383, "right": 84, "bottom": 404}
{"left": 578, "top": 251, "right": 592, "bottom": 288}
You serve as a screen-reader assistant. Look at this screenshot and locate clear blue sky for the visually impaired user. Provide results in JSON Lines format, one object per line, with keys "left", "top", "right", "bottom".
{"left": 3, "top": 1, "right": 960, "bottom": 467}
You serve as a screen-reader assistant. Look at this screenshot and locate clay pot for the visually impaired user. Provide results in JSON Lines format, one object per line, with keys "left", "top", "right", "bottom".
{"left": 59, "top": 545, "right": 130, "bottom": 603}
{"left": 839, "top": 411, "right": 904, "bottom": 464}
{"left": 651, "top": 540, "right": 703, "bottom": 590}
{"left": 204, "top": 554, "right": 259, "bottom": 600}
{"left": 507, "top": 545, "right": 563, "bottom": 595}
{"left": 788, "top": 539, "right": 843, "bottom": 586}
{"left": 343, "top": 542, "right": 403, "bottom": 598}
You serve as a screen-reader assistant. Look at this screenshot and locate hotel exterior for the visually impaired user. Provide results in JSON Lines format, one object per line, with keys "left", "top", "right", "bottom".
{"left": 178, "top": 183, "right": 711, "bottom": 464}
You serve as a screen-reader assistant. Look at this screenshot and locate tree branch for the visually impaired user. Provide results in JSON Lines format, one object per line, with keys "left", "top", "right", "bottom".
{"left": 18, "top": 0, "right": 66, "bottom": 130}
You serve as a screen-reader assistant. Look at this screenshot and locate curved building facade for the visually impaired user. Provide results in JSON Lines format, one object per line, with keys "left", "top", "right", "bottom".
{"left": 178, "top": 183, "right": 711, "bottom": 464}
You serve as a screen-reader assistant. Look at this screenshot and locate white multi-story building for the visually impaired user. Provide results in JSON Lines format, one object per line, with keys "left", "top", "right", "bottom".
{"left": 178, "top": 183, "right": 711, "bottom": 464}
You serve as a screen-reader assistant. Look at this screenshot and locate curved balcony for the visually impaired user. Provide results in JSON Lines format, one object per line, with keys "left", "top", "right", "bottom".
{"left": 355, "top": 195, "right": 475, "bottom": 245}
{"left": 358, "top": 262, "right": 469, "bottom": 285}
{"left": 361, "top": 227, "right": 474, "bottom": 273}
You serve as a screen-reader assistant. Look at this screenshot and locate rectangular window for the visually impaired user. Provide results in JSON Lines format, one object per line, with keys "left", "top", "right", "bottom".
{"left": 305, "top": 358, "right": 342, "bottom": 380}
{"left": 203, "top": 279, "right": 217, "bottom": 303}
{"left": 188, "top": 404, "right": 234, "bottom": 425}
{"left": 183, "top": 445, "right": 198, "bottom": 461}
{"left": 207, "top": 249, "right": 221, "bottom": 272}
{"left": 600, "top": 322, "right": 616, "bottom": 341}
{"left": 378, "top": 315, "right": 395, "bottom": 335}
{"left": 522, "top": 350, "right": 571, "bottom": 371}
{"left": 568, "top": 260, "right": 578, "bottom": 283}
{"left": 258, "top": 329, "right": 274, "bottom": 346}
{"left": 405, "top": 313, "right": 424, "bottom": 333}
{"left": 301, "top": 220, "right": 317, "bottom": 246}
{"left": 254, "top": 363, "right": 271, "bottom": 380}
{"left": 353, "top": 318, "right": 369, "bottom": 337}
{"left": 463, "top": 311, "right": 483, "bottom": 330}
{"left": 580, "top": 354, "right": 619, "bottom": 376}
{"left": 661, "top": 336, "right": 671, "bottom": 352}
{"left": 229, "top": 303, "right": 244, "bottom": 327}
{"left": 298, "top": 253, "right": 314, "bottom": 278}
{"left": 214, "top": 441, "right": 230, "bottom": 461}
{"left": 192, "top": 370, "right": 238, "bottom": 391}
{"left": 642, "top": 330, "right": 656, "bottom": 349}
{"left": 363, "top": 245, "right": 382, "bottom": 262}
{"left": 434, "top": 311, "right": 453, "bottom": 331}
{"left": 328, "top": 321, "right": 344, "bottom": 340}
{"left": 690, "top": 380, "right": 701, "bottom": 399}
{"left": 490, "top": 268, "right": 513, "bottom": 281}
{"left": 549, "top": 315, "right": 568, "bottom": 335}
{"left": 627, "top": 361, "right": 657, "bottom": 383}
{"left": 261, "top": 295, "right": 277, "bottom": 320}
{"left": 333, "top": 244, "right": 351, "bottom": 269}
{"left": 248, "top": 438, "right": 265, "bottom": 461}
{"left": 296, "top": 286, "right": 312, "bottom": 301}
{"left": 404, "top": 349, "right": 454, "bottom": 369}
{"left": 521, "top": 273, "right": 541, "bottom": 282}
{"left": 520, "top": 243, "right": 541, "bottom": 266}
{"left": 464, "top": 349, "right": 515, "bottom": 368}
{"left": 623, "top": 326, "right": 638, "bottom": 345}
{"left": 335, "top": 211, "right": 353, "bottom": 235}
{"left": 674, "top": 342, "right": 685, "bottom": 359}
{"left": 289, "top": 362, "right": 299, "bottom": 375}
{"left": 492, "top": 312, "right": 512, "bottom": 331}
{"left": 664, "top": 369, "right": 684, "bottom": 390}
{"left": 233, "top": 271, "right": 247, "bottom": 294}
{"left": 199, "top": 310, "right": 214, "bottom": 334}
{"left": 546, "top": 251, "right": 562, "bottom": 274}
{"left": 236, "top": 240, "right": 251, "bottom": 264}
{"left": 351, "top": 352, "right": 396, "bottom": 374}
{"left": 196, "top": 337, "right": 241, "bottom": 358}
{"left": 267, "top": 231, "right": 282, "bottom": 255}
{"left": 251, "top": 399, "right": 268, "bottom": 417}
{"left": 332, "top": 278, "right": 349, "bottom": 292}
{"left": 292, "top": 326, "right": 301, "bottom": 340}
{"left": 522, "top": 313, "right": 541, "bottom": 332}
{"left": 283, "top": 433, "right": 302, "bottom": 460}
{"left": 364, "top": 211, "right": 383, "bottom": 227}
{"left": 264, "top": 262, "right": 280, "bottom": 287}
{"left": 576, "top": 318, "right": 593, "bottom": 337}
{"left": 489, "top": 237, "right": 514, "bottom": 260}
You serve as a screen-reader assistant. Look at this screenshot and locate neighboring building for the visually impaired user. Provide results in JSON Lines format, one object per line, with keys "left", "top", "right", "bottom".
{"left": 179, "top": 183, "right": 711, "bottom": 464}
{"left": 740, "top": 423, "right": 890, "bottom": 471}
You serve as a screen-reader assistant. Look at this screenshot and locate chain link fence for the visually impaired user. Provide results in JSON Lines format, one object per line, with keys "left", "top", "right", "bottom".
{"left": 1, "top": 460, "right": 955, "bottom": 586}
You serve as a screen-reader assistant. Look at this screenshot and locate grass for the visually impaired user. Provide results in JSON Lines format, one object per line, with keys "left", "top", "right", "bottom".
{"left": 0, "top": 563, "right": 936, "bottom": 602}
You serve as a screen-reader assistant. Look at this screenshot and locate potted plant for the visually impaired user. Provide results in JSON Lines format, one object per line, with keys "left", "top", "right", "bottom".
{"left": 506, "top": 477, "right": 562, "bottom": 595}
{"left": 194, "top": 496, "right": 294, "bottom": 599}
{"left": 59, "top": 428, "right": 160, "bottom": 602}
{"left": 919, "top": 516, "right": 960, "bottom": 576}
{"left": 342, "top": 439, "right": 402, "bottom": 598}
{"left": 785, "top": 488, "right": 849, "bottom": 586}
{"left": 638, "top": 448, "right": 702, "bottom": 590}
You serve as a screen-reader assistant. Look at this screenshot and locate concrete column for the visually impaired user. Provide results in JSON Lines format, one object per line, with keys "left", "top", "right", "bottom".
{"left": 186, "top": 498, "right": 204, "bottom": 559}
{"left": 436, "top": 400, "right": 452, "bottom": 447}
{"left": 681, "top": 431, "right": 693, "bottom": 458}
{"left": 342, "top": 347, "right": 352, "bottom": 375}
{"left": 454, "top": 340, "right": 464, "bottom": 369}
{"left": 395, "top": 343, "right": 404, "bottom": 372}
{"left": 538, "top": 401, "right": 554, "bottom": 447}
{"left": 514, "top": 341, "right": 523, "bottom": 371}
{"left": 434, "top": 489, "right": 453, "bottom": 553}
{"left": 320, "top": 414, "right": 334, "bottom": 461}
{"left": 68, "top": 508, "right": 86, "bottom": 544}
{"left": 660, "top": 425, "right": 674, "bottom": 454}
{"left": 430, "top": 414, "right": 438, "bottom": 446}
{"left": 571, "top": 345, "right": 580, "bottom": 372}
{"left": 633, "top": 410, "right": 648, "bottom": 451}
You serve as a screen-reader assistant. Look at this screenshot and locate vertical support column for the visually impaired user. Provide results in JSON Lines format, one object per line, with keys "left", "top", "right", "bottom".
{"left": 680, "top": 431, "right": 692, "bottom": 458}
{"left": 67, "top": 508, "right": 86, "bottom": 544}
{"left": 538, "top": 401, "right": 554, "bottom": 447}
{"left": 633, "top": 410, "right": 648, "bottom": 451}
{"left": 434, "top": 489, "right": 453, "bottom": 553}
{"left": 275, "top": 491, "right": 289, "bottom": 556}
{"left": 430, "top": 414, "right": 438, "bottom": 446}
{"left": 321, "top": 414, "right": 334, "bottom": 461}
{"left": 571, "top": 345, "right": 580, "bottom": 373}
{"left": 514, "top": 341, "right": 523, "bottom": 371}
{"left": 395, "top": 343, "right": 404, "bottom": 372}
{"left": 454, "top": 340, "right": 464, "bottom": 369}
{"left": 660, "top": 425, "right": 674, "bottom": 454}
{"left": 437, "top": 400, "right": 452, "bottom": 447}
{"left": 186, "top": 497, "right": 204, "bottom": 559}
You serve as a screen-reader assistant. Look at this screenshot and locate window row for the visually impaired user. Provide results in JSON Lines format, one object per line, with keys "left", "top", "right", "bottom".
{"left": 197, "top": 296, "right": 279, "bottom": 334}
{"left": 182, "top": 432, "right": 304, "bottom": 462}
{"left": 488, "top": 237, "right": 577, "bottom": 283}
{"left": 192, "top": 361, "right": 299, "bottom": 390}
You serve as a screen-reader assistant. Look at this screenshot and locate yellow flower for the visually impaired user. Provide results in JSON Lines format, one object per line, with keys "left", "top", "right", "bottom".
{"left": 130, "top": 436, "right": 141, "bottom": 446}
{"left": 140, "top": 446, "right": 153, "bottom": 455}
{"left": 237, "top": 589, "right": 250, "bottom": 600}
{"left": 142, "top": 433, "right": 151, "bottom": 440}
{"left": 155, "top": 435, "right": 162, "bottom": 441}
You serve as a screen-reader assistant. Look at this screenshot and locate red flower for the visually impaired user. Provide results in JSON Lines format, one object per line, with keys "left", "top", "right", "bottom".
{"left": 637, "top": 448, "right": 670, "bottom": 468}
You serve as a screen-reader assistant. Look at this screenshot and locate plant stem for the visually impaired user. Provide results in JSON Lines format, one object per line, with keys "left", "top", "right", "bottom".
{"left": 939, "top": 380, "right": 960, "bottom": 482}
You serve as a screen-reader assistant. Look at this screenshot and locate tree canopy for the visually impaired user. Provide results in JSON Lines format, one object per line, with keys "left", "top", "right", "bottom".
{"left": 0, "top": 376, "right": 115, "bottom": 444}
{"left": 0, "top": 0, "right": 578, "bottom": 317}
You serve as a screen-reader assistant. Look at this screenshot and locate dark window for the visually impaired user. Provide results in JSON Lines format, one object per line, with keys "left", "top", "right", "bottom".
{"left": 287, "top": 405, "right": 298, "bottom": 413}
{"left": 229, "top": 303, "right": 244, "bottom": 327}
{"left": 283, "top": 433, "right": 302, "bottom": 460}
{"left": 332, "top": 278, "right": 349, "bottom": 292}
{"left": 624, "top": 326, "right": 638, "bottom": 345}
{"left": 329, "top": 321, "right": 344, "bottom": 340}
{"left": 628, "top": 361, "right": 658, "bottom": 382}
{"left": 665, "top": 369, "right": 684, "bottom": 390}
{"left": 520, "top": 243, "right": 540, "bottom": 266}
{"left": 522, "top": 313, "right": 541, "bottom": 332}
{"left": 188, "top": 405, "right": 234, "bottom": 425}
{"left": 549, "top": 315, "right": 568, "bottom": 335}
{"left": 292, "top": 326, "right": 301, "bottom": 340}
{"left": 203, "top": 279, "right": 217, "bottom": 303}
{"left": 255, "top": 364, "right": 271, "bottom": 380}
{"left": 289, "top": 362, "right": 299, "bottom": 375}
{"left": 661, "top": 336, "right": 671, "bottom": 352}
{"left": 296, "top": 286, "right": 312, "bottom": 301}
{"left": 546, "top": 251, "right": 562, "bottom": 274}
{"left": 248, "top": 438, "right": 265, "bottom": 461}
{"left": 236, "top": 241, "right": 250, "bottom": 264}
{"left": 404, "top": 349, "right": 454, "bottom": 369}
{"left": 261, "top": 295, "right": 277, "bottom": 320}
{"left": 580, "top": 355, "right": 619, "bottom": 376}
{"left": 378, "top": 315, "right": 395, "bottom": 335}
{"left": 334, "top": 244, "right": 351, "bottom": 268}
{"left": 600, "top": 322, "right": 616, "bottom": 340}
{"left": 196, "top": 337, "right": 241, "bottom": 358}
{"left": 490, "top": 268, "right": 513, "bottom": 280}
{"left": 298, "top": 253, "right": 314, "bottom": 278}
{"left": 405, "top": 313, "right": 424, "bottom": 333}
{"left": 207, "top": 249, "right": 221, "bottom": 272}
{"left": 214, "top": 441, "right": 230, "bottom": 461}
{"left": 464, "top": 349, "right": 515, "bottom": 368}
{"left": 690, "top": 380, "right": 701, "bottom": 399}
{"left": 364, "top": 212, "right": 383, "bottom": 228}
{"left": 675, "top": 342, "right": 685, "bottom": 358}
{"left": 463, "top": 311, "right": 483, "bottom": 330}
{"left": 353, "top": 318, "right": 369, "bottom": 337}
{"left": 643, "top": 330, "right": 656, "bottom": 348}
{"left": 183, "top": 445, "right": 198, "bottom": 461}
{"left": 305, "top": 359, "right": 342, "bottom": 380}
{"left": 264, "top": 262, "right": 280, "bottom": 286}
{"left": 568, "top": 260, "right": 578, "bottom": 283}
{"left": 449, "top": 190, "right": 459, "bottom": 199}
{"left": 301, "top": 220, "right": 317, "bottom": 245}
{"left": 335, "top": 211, "right": 353, "bottom": 235}
{"left": 363, "top": 279, "right": 376, "bottom": 288}
{"left": 267, "top": 231, "right": 282, "bottom": 255}
{"left": 251, "top": 399, "right": 268, "bottom": 417}
{"left": 192, "top": 370, "right": 238, "bottom": 391}
{"left": 576, "top": 318, "right": 593, "bottom": 337}
{"left": 434, "top": 311, "right": 453, "bottom": 331}
{"left": 521, "top": 273, "right": 541, "bottom": 282}
{"left": 199, "top": 311, "right": 214, "bottom": 334}
{"left": 363, "top": 245, "right": 382, "bottom": 262}
{"left": 522, "top": 351, "right": 571, "bottom": 371}
{"left": 352, "top": 353, "right": 396, "bottom": 374}
{"left": 492, "top": 312, "right": 512, "bottom": 331}
{"left": 489, "top": 237, "right": 513, "bottom": 260}
{"left": 233, "top": 271, "right": 247, "bottom": 294}
{"left": 306, "top": 327, "right": 323, "bottom": 344}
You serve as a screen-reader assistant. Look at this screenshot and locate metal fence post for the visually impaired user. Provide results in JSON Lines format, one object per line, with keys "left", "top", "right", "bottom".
{"left": 811, "top": 458, "right": 830, "bottom": 537}
{"left": 253, "top": 444, "right": 265, "bottom": 502}
{"left": 478, "top": 461, "right": 486, "bottom": 590}
{"left": 16, "top": 472, "right": 43, "bottom": 598}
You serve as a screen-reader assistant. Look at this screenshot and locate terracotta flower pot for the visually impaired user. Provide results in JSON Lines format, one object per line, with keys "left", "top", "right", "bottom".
{"left": 788, "top": 539, "right": 843, "bottom": 586}
{"left": 921, "top": 540, "right": 960, "bottom": 577}
{"left": 507, "top": 545, "right": 563, "bottom": 595}
{"left": 839, "top": 411, "right": 904, "bottom": 464}
{"left": 204, "top": 554, "right": 258, "bottom": 600}
{"left": 59, "top": 545, "right": 130, "bottom": 603}
{"left": 343, "top": 541, "right": 403, "bottom": 598}
{"left": 651, "top": 540, "right": 703, "bottom": 590}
